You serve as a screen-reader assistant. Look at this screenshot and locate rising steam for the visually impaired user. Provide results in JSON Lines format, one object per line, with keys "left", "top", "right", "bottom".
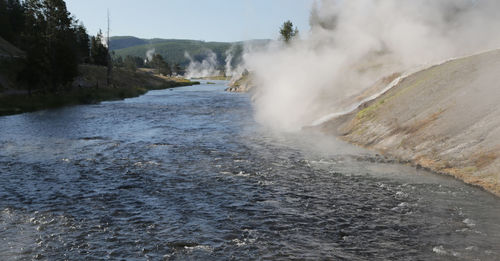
{"left": 225, "top": 45, "right": 248, "bottom": 81}
{"left": 225, "top": 46, "right": 235, "bottom": 77}
{"left": 146, "top": 48, "right": 155, "bottom": 62}
{"left": 184, "top": 50, "right": 220, "bottom": 78}
{"left": 243, "top": 0, "right": 500, "bottom": 131}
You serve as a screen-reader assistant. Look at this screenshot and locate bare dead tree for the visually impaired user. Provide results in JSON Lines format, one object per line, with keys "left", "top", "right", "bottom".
{"left": 106, "top": 9, "right": 113, "bottom": 87}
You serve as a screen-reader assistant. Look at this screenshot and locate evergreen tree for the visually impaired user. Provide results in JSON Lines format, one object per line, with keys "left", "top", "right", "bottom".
{"left": 0, "top": 0, "right": 12, "bottom": 41}
{"left": 279, "top": 20, "right": 299, "bottom": 44}
{"left": 43, "top": 0, "right": 78, "bottom": 91}
{"left": 0, "top": 0, "right": 24, "bottom": 44}
{"left": 75, "top": 23, "right": 90, "bottom": 63}
{"left": 133, "top": 56, "right": 144, "bottom": 68}
{"left": 7, "top": 0, "right": 25, "bottom": 37}
{"left": 113, "top": 55, "right": 124, "bottom": 67}
{"left": 21, "top": 0, "right": 50, "bottom": 93}
{"left": 16, "top": 0, "right": 89, "bottom": 93}
{"left": 123, "top": 55, "right": 137, "bottom": 72}
{"left": 173, "top": 63, "right": 182, "bottom": 75}
{"left": 151, "top": 54, "right": 172, "bottom": 76}
{"left": 1, "top": 0, "right": 91, "bottom": 94}
{"left": 90, "top": 30, "right": 108, "bottom": 66}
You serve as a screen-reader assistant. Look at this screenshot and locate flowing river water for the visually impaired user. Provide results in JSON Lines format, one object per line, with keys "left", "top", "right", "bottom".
{"left": 0, "top": 82, "right": 500, "bottom": 260}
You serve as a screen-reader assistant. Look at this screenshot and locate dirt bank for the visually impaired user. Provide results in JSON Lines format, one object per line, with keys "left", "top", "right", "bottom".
{"left": 319, "top": 49, "right": 500, "bottom": 196}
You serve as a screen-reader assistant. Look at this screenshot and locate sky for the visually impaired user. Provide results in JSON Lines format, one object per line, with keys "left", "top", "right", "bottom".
{"left": 65, "top": 0, "right": 314, "bottom": 42}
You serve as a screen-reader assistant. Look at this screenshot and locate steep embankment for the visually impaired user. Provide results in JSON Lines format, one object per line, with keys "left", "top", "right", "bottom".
{"left": 320, "top": 49, "right": 500, "bottom": 196}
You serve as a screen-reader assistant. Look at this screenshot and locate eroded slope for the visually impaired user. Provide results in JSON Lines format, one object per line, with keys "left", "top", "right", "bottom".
{"left": 324, "top": 50, "right": 500, "bottom": 195}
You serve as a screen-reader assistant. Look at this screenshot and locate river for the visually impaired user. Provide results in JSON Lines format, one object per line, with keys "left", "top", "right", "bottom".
{"left": 0, "top": 81, "right": 499, "bottom": 260}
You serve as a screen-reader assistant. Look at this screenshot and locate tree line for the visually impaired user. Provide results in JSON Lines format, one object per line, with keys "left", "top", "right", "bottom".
{"left": 112, "top": 53, "right": 183, "bottom": 76}
{"left": 0, "top": 0, "right": 109, "bottom": 94}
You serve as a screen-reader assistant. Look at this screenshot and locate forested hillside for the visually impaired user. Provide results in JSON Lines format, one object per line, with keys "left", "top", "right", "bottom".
{"left": 110, "top": 36, "right": 270, "bottom": 67}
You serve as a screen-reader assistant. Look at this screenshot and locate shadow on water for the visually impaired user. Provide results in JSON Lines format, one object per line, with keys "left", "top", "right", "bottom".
{"left": 0, "top": 81, "right": 499, "bottom": 260}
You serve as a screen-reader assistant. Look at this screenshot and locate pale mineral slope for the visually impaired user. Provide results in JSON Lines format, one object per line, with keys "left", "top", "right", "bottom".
{"left": 321, "top": 49, "right": 500, "bottom": 195}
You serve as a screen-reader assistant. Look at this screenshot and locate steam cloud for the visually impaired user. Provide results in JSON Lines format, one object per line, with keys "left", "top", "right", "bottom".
{"left": 185, "top": 50, "right": 220, "bottom": 78}
{"left": 225, "top": 47, "right": 235, "bottom": 77}
{"left": 146, "top": 48, "right": 155, "bottom": 62}
{"left": 243, "top": 0, "right": 500, "bottom": 131}
{"left": 225, "top": 45, "right": 247, "bottom": 81}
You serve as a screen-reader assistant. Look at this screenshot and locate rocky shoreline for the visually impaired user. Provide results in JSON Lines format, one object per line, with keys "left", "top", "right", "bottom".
{"left": 225, "top": 73, "right": 254, "bottom": 93}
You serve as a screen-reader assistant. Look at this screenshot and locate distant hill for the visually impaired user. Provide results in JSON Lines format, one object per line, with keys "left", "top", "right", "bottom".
{"left": 109, "top": 36, "right": 149, "bottom": 50}
{"left": 110, "top": 36, "right": 270, "bottom": 67}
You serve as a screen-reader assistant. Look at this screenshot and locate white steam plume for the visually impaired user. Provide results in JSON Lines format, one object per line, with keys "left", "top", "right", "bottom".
{"left": 225, "top": 46, "right": 235, "bottom": 77}
{"left": 146, "top": 48, "right": 155, "bottom": 62}
{"left": 184, "top": 50, "right": 220, "bottom": 78}
{"left": 225, "top": 45, "right": 248, "bottom": 81}
{"left": 244, "top": 0, "right": 500, "bottom": 131}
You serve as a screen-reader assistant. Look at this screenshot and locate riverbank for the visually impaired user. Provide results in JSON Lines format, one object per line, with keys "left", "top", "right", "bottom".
{"left": 0, "top": 65, "right": 199, "bottom": 116}
{"left": 319, "top": 49, "right": 500, "bottom": 196}
{"left": 225, "top": 73, "right": 254, "bottom": 93}
{"left": 192, "top": 76, "right": 230, "bottom": 81}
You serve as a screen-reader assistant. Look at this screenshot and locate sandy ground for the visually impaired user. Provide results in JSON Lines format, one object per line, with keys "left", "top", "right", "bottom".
{"left": 320, "top": 49, "right": 500, "bottom": 196}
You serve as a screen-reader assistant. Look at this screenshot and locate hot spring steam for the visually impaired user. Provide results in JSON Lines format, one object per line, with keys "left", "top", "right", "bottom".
{"left": 240, "top": 0, "right": 500, "bottom": 131}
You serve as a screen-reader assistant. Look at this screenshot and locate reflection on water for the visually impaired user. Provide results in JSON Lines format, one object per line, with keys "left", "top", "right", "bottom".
{"left": 0, "top": 81, "right": 499, "bottom": 260}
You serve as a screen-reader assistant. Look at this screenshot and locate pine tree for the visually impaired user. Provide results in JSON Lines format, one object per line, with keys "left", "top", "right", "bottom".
{"left": 3, "top": 0, "right": 90, "bottom": 94}
{"left": 0, "top": 0, "right": 25, "bottom": 44}
{"left": 124, "top": 55, "right": 137, "bottom": 72}
{"left": 21, "top": 0, "right": 50, "bottom": 93}
{"left": 0, "top": 0, "right": 12, "bottom": 41}
{"left": 279, "top": 20, "right": 299, "bottom": 44}
{"left": 75, "top": 23, "right": 90, "bottom": 63}
{"left": 90, "top": 30, "right": 108, "bottom": 66}
{"left": 151, "top": 54, "right": 172, "bottom": 76}
{"left": 43, "top": 0, "right": 78, "bottom": 91}
{"left": 113, "top": 55, "right": 124, "bottom": 68}
{"left": 173, "top": 63, "right": 182, "bottom": 75}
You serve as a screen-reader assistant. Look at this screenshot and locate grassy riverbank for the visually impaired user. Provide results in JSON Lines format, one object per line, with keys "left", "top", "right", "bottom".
{"left": 0, "top": 65, "right": 199, "bottom": 116}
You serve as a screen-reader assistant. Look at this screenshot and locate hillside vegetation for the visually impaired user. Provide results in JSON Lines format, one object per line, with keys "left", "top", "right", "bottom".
{"left": 0, "top": 65, "right": 199, "bottom": 116}
{"left": 110, "top": 36, "right": 272, "bottom": 67}
{"left": 112, "top": 37, "right": 242, "bottom": 67}
{"left": 320, "top": 49, "right": 500, "bottom": 196}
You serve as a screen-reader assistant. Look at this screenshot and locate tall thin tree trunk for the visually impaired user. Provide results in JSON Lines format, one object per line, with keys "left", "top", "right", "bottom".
{"left": 106, "top": 9, "right": 112, "bottom": 88}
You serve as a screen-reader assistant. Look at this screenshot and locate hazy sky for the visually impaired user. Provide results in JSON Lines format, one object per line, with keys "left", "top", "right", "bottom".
{"left": 65, "top": 0, "right": 314, "bottom": 42}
